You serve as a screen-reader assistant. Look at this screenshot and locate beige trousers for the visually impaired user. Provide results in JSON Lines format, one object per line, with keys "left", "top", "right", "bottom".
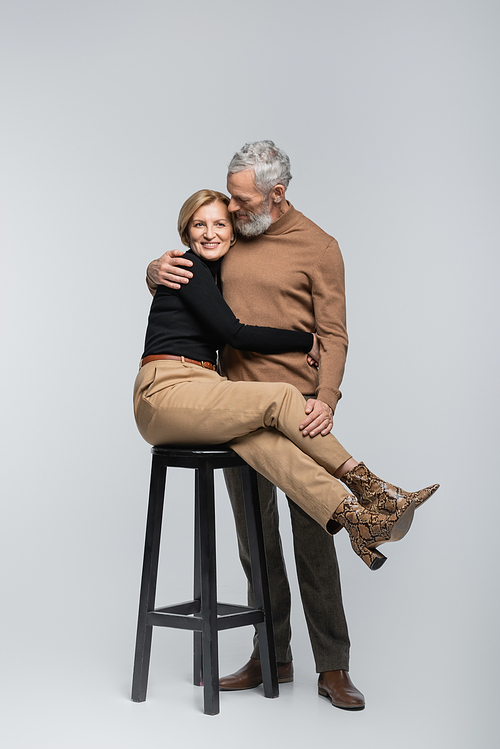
{"left": 133, "top": 361, "right": 352, "bottom": 530}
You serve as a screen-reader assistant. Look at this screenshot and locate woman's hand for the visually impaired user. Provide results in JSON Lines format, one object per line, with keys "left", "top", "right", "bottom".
{"left": 147, "top": 249, "right": 194, "bottom": 291}
{"left": 307, "top": 333, "right": 320, "bottom": 369}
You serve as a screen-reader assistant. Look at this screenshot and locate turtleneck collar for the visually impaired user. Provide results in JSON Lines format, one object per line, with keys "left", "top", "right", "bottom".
{"left": 186, "top": 248, "right": 222, "bottom": 277}
{"left": 262, "top": 201, "right": 298, "bottom": 236}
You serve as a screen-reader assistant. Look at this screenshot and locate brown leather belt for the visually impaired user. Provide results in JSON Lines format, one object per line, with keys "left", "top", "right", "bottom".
{"left": 140, "top": 354, "right": 216, "bottom": 371}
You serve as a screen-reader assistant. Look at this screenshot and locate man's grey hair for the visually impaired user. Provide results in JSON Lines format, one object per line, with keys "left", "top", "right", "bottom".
{"left": 227, "top": 140, "right": 292, "bottom": 196}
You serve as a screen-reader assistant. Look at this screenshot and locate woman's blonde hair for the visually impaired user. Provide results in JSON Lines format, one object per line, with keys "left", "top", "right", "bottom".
{"left": 177, "top": 189, "right": 236, "bottom": 248}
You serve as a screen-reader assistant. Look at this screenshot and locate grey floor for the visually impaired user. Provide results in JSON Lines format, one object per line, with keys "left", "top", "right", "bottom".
{"left": 1, "top": 466, "right": 494, "bottom": 749}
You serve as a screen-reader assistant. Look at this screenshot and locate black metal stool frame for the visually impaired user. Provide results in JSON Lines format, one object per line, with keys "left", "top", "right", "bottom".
{"left": 131, "top": 444, "right": 279, "bottom": 715}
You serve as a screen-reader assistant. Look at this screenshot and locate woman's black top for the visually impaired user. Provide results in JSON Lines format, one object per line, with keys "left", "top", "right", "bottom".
{"left": 142, "top": 250, "right": 313, "bottom": 363}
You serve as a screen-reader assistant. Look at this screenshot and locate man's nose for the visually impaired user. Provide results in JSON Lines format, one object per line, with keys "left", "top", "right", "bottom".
{"left": 228, "top": 197, "right": 239, "bottom": 213}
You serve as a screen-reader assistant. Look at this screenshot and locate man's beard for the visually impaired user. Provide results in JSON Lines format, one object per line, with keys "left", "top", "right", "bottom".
{"left": 235, "top": 203, "right": 273, "bottom": 237}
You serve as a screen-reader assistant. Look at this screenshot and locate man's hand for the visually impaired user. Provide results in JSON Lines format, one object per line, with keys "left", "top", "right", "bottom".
{"left": 299, "top": 399, "right": 333, "bottom": 437}
{"left": 147, "top": 249, "right": 194, "bottom": 291}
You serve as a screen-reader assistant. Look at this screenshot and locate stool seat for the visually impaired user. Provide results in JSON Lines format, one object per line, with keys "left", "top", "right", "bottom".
{"left": 151, "top": 443, "right": 250, "bottom": 466}
{"left": 131, "top": 444, "right": 278, "bottom": 715}
{"left": 153, "top": 443, "right": 240, "bottom": 455}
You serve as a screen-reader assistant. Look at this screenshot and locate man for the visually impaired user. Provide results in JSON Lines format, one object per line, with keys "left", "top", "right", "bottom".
{"left": 146, "top": 141, "right": 365, "bottom": 710}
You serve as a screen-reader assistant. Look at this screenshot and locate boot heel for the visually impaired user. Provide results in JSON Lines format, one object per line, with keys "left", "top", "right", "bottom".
{"left": 331, "top": 496, "right": 415, "bottom": 570}
{"left": 363, "top": 547, "right": 387, "bottom": 571}
{"left": 349, "top": 533, "right": 388, "bottom": 570}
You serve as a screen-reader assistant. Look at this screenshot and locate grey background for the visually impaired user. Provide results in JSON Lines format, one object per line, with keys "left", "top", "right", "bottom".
{"left": 1, "top": 1, "right": 498, "bottom": 747}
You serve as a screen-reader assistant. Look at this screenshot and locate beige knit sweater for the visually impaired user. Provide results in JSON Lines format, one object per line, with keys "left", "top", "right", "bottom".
{"left": 219, "top": 204, "right": 348, "bottom": 410}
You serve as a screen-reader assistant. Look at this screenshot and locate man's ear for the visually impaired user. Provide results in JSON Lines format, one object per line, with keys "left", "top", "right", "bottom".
{"left": 271, "top": 184, "right": 286, "bottom": 203}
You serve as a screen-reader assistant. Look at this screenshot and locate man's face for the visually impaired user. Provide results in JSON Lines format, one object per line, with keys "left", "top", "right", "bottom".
{"left": 226, "top": 169, "right": 273, "bottom": 237}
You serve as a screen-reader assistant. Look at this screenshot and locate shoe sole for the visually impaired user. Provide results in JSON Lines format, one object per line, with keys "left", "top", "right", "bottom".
{"left": 318, "top": 687, "right": 365, "bottom": 711}
{"left": 388, "top": 500, "right": 415, "bottom": 541}
{"left": 219, "top": 675, "right": 293, "bottom": 691}
{"left": 365, "top": 501, "right": 416, "bottom": 570}
{"left": 371, "top": 500, "right": 416, "bottom": 549}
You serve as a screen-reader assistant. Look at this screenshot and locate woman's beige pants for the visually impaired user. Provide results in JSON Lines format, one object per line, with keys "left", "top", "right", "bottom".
{"left": 134, "top": 361, "right": 352, "bottom": 531}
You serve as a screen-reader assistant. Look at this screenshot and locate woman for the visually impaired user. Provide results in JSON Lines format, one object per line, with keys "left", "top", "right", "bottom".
{"left": 134, "top": 190, "right": 438, "bottom": 570}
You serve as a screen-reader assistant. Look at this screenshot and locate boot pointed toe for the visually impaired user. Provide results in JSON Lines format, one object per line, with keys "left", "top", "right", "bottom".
{"left": 341, "top": 463, "right": 440, "bottom": 513}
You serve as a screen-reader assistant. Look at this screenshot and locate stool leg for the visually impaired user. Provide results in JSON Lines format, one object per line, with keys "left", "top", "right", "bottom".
{"left": 193, "top": 476, "right": 203, "bottom": 687}
{"left": 131, "top": 455, "right": 167, "bottom": 702}
{"left": 240, "top": 465, "right": 279, "bottom": 699}
{"left": 198, "top": 461, "right": 219, "bottom": 715}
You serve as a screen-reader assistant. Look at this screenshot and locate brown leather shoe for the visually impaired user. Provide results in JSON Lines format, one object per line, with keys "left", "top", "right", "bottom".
{"left": 219, "top": 658, "right": 293, "bottom": 691}
{"left": 318, "top": 670, "right": 365, "bottom": 710}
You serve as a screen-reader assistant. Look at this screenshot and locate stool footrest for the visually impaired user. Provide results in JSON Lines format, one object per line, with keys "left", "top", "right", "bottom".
{"left": 146, "top": 600, "right": 265, "bottom": 631}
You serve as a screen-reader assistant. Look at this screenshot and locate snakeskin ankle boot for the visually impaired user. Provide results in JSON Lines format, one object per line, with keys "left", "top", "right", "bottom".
{"left": 341, "top": 462, "right": 439, "bottom": 513}
{"left": 328, "top": 495, "right": 415, "bottom": 570}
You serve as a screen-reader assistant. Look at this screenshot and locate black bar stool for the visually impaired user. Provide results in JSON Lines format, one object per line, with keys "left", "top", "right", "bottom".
{"left": 131, "top": 444, "right": 279, "bottom": 715}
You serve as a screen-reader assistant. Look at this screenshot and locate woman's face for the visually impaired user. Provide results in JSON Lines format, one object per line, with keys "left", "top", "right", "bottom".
{"left": 188, "top": 201, "right": 234, "bottom": 261}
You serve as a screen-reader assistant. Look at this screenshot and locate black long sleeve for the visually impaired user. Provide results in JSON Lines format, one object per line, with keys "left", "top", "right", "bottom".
{"left": 142, "top": 250, "right": 313, "bottom": 362}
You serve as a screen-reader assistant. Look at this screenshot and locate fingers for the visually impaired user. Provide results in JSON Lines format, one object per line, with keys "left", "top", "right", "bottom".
{"left": 159, "top": 279, "right": 181, "bottom": 290}
{"left": 306, "top": 334, "right": 320, "bottom": 367}
{"left": 166, "top": 256, "right": 193, "bottom": 270}
{"left": 158, "top": 251, "right": 193, "bottom": 287}
{"left": 160, "top": 248, "right": 192, "bottom": 261}
{"left": 304, "top": 399, "right": 314, "bottom": 414}
{"left": 301, "top": 415, "right": 332, "bottom": 436}
{"left": 299, "top": 400, "right": 333, "bottom": 437}
{"left": 159, "top": 266, "right": 193, "bottom": 283}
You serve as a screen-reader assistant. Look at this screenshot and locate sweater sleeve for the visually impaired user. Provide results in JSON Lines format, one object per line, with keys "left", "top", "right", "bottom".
{"left": 179, "top": 255, "right": 314, "bottom": 354}
{"left": 310, "top": 239, "right": 349, "bottom": 408}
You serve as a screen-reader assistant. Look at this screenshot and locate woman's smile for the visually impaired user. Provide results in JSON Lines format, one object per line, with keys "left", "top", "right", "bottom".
{"left": 188, "top": 201, "right": 234, "bottom": 261}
